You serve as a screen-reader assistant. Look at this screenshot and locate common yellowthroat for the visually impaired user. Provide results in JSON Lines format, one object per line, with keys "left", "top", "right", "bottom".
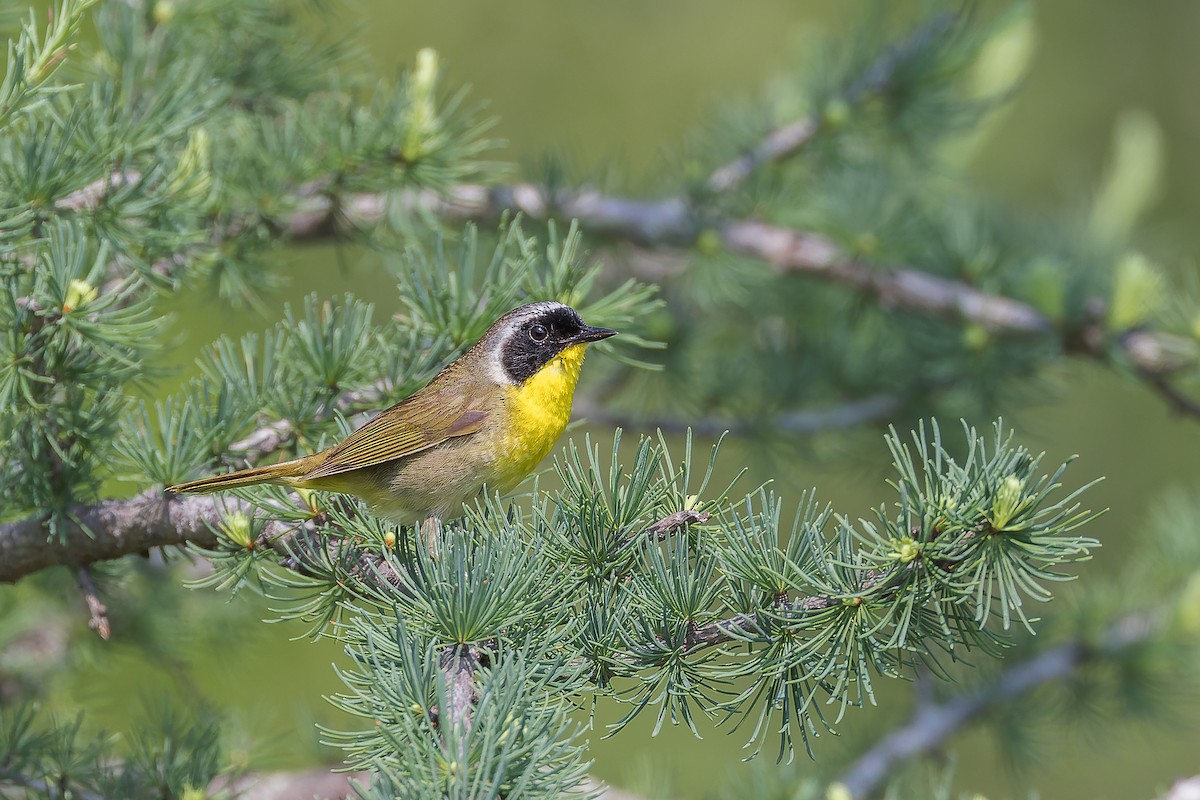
{"left": 168, "top": 302, "right": 617, "bottom": 545}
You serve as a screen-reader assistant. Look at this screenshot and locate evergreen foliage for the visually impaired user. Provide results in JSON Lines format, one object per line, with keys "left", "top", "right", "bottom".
{"left": 1, "top": 1, "right": 1199, "bottom": 798}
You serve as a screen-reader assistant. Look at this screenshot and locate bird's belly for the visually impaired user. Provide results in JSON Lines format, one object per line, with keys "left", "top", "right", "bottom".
{"left": 352, "top": 438, "right": 503, "bottom": 522}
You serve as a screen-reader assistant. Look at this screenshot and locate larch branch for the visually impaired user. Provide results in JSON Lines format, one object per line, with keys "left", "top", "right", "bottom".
{"left": 0, "top": 489, "right": 289, "bottom": 583}
{"left": 834, "top": 610, "right": 1161, "bottom": 799}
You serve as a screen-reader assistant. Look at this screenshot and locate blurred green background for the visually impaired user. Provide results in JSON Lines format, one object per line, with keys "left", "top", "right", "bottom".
{"left": 42, "top": 1, "right": 1200, "bottom": 797}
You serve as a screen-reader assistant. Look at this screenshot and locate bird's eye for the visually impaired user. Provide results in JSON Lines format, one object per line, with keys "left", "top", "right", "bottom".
{"left": 529, "top": 324, "right": 549, "bottom": 342}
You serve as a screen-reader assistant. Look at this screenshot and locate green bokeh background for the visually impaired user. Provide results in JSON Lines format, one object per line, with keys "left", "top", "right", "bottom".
{"left": 38, "top": 1, "right": 1200, "bottom": 797}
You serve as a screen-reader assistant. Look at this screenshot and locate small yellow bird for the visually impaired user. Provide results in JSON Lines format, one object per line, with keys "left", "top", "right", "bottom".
{"left": 168, "top": 302, "right": 616, "bottom": 548}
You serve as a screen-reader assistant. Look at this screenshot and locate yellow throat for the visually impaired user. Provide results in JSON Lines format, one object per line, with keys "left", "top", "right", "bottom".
{"left": 497, "top": 343, "right": 588, "bottom": 487}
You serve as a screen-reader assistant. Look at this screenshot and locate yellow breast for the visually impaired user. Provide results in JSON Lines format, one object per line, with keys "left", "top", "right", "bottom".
{"left": 494, "top": 343, "right": 587, "bottom": 489}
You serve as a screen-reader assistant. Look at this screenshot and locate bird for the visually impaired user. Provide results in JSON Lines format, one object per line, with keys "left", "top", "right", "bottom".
{"left": 167, "top": 301, "right": 617, "bottom": 552}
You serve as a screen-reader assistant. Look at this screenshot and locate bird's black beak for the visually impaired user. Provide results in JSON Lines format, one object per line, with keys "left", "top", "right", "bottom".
{"left": 574, "top": 325, "right": 618, "bottom": 344}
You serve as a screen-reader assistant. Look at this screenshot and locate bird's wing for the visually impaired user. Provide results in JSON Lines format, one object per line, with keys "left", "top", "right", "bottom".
{"left": 301, "top": 387, "right": 487, "bottom": 481}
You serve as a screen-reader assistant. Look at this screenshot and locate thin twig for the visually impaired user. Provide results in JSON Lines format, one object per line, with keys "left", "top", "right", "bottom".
{"left": 646, "top": 509, "right": 710, "bottom": 540}
{"left": 208, "top": 768, "right": 369, "bottom": 800}
{"left": 706, "top": 12, "right": 956, "bottom": 194}
{"left": 0, "top": 775, "right": 106, "bottom": 800}
{"left": 834, "top": 610, "right": 1161, "bottom": 799}
{"left": 55, "top": 170, "right": 143, "bottom": 212}
{"left": 74, "top": 566, "right": 111, "bottom": 639}
{"left": 720, "top": 219, "right": 1052, "bottom": 335}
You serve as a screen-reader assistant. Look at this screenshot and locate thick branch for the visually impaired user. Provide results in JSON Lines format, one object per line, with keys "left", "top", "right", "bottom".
{"left": 311, "top": 188, "right": 1198, "bottom": 399}
{"left": 0, "top": 489, "right": 288, "bottom": 583}
{"left": 0, "top": 775, "right": 105, "bottom": 800}
{"left": 720, "top": 220, "right": 1053, "bottom": 335}
{"left": 209, "top": 768, "right": 369, "bottom": 800}
{"left": 834, "top": 611, "right": 1161, "bottom": 799}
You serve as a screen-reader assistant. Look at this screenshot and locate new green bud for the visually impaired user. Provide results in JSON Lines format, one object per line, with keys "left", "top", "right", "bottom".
{"left": 1108, "top": 251, "right": 1164, "bottom": 331}
{"left": 826, "top": 783, "right": 852, "bottom": 800}
{"left": 822, "top": 98, "right": 851, "bottom": 130}
{"left": 963, "top": 323, "right": 990, "bottom": 351}
{"left": 402, "top": 48, "right": 441, "bottom": 162}
{"left": 967, "top": 2, "right": 1035, "bottom": 102}
{"left": 220, "top": 512, "right": 254, "bottom": 549}
{"left": 1089, "top": 110, "right": 1163, "bottom": 245}
{"left": 168, "top": 128, "right": 214, "bottom": 205}
{"left": 991, "top": 474, "right": 1025, "bottom": 530}
{"left": 1176, "top": 570, "right": 1200, "bottom": 634}
{"left": 152, "top": 0, "right": 175, "bottom": 25}
{"left": 889, "top": 537, "right": 921, "bottom": 563}
{"left": 695, "top": 228, "right": 722, "bottom": 256}
{"left": 62, "top": 279, "right": 97, "bottom": 313}
{"left": 1025, "top": 257, "right": 1066, "bottom": 319}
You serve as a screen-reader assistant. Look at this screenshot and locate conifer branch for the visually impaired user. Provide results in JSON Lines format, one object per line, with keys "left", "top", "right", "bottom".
{"left": 239, "top": 184, "right": 1200, "bottom": 419}
{"left": 834, "top": 610, "right": 1162, "bottom": 800}
{"left": 718, "top": 220, "right": 1053, "bottom": 335}
{"left": 705, "top": 11, "right": 955, "bottom": 193}
{"left": 0, "top": 490, "right": 287, "bottom": 583}
{"left": 209, "top": 767, "right": 369, "bottom": 800}
{"left": 0, "top": 774, "right": 106, "bottom": 800}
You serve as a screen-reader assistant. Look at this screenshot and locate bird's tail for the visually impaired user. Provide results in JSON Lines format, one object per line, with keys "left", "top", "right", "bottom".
{"left": 167, "top": 454, "right": 322, "bottom": 494}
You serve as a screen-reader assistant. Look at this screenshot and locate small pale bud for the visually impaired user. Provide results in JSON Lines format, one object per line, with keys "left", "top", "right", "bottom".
{"left": 402, "top": 48, "right": 440, "bottom": 161}
{"left": 1176, "top": 570, "right": 1200, "bottom": 634}
{"left": 220, "top": 512, "right": 254, "bottom": 549}
{"left": 962, "top": 323, "right": 990, "bottom": 351}
{"left": 383, "top": 531, "right": 397, "bottom": 550}
{"left": 180, "top": 788, "right": 205, "bottom": 800}
{"left": 295, "top": 486, "right": 318, "bottom": 514}
{"left": 413, "top": 48, "right": 439, "bottom": 97}
{"left": 826, "top": 783, "right": 853, "bottom": 800}
{"left": 890, "top": 537, "right": 921, "bottom": 563}
{"left": 168, "top": 128, "right": 214, "bottom": 204}
{"left": 62, "top": 278, "right": 97, "bottom": 313}
{"left": 1089, "top": 110, "right": 1164, "bottom": 245}
{"left": 853, "top": 232, "right": 878, "bottom": 257}
{"left": 695, "top": 229, "right": 722, "bottom": 256}
{"left": 1108, "top": 251, "right": 1164, "bottom": 331}
{"left": 967, "top": 2, "right": 1035, "bottom": 102}
{"left": 684, "top": 494, "right": 700, "bottom": 511}
{"left": 991, "top": 474, "right": 1025, "bottom": 530}
{"left": 822, "top": 98, "right": 851, "bottom": 129}
{"left": 1026, "top": 257, "right": 1066, "bottom": 318}
{"left": 152, "top": 0, "right": 175, "bottom": 24}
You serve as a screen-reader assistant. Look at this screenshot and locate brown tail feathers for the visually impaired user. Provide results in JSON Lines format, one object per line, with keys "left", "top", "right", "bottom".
{"left": 167, "top": 454, "right": 321, "bottom": 494}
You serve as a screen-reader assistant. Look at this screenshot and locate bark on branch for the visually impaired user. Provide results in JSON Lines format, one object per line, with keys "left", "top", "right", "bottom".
{"left": 833, "top": 611, "right": 1162, "bottom": 799}
{"left": 0, "top": 489, "right": 288, "bottom": 583}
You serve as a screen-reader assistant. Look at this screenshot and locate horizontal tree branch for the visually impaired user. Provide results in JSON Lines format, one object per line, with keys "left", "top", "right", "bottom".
{"left": 834, "top": 610, "right": 1162, "bottom": 799}
{"left": 209, "top": 768, "right": 369, "bottom": 800}
{"left": 0, "top": 489, "right": 289, "bottom": 583}
{"left": 312, "top": 186, "right": 1198, "bottom": 389}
